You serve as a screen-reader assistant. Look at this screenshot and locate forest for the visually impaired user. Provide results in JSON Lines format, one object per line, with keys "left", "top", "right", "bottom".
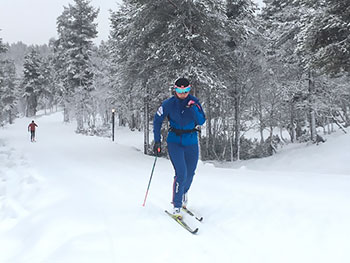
{"left": 0, "top": 0, "right": 349, "bottom": 161}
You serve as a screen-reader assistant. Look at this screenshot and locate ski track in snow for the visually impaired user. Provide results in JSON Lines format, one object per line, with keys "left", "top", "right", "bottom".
{"left": 0, "top": 111, "right": 350, "bottom": 263}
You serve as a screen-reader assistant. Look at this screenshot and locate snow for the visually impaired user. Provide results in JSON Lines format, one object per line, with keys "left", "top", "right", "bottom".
{"left": 1, "top": 112, "right": 350, "bottom": 263}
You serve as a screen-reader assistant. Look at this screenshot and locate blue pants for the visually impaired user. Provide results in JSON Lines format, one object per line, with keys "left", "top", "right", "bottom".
{"left": 167, "top": 142, "right": 199, "bottom": 208}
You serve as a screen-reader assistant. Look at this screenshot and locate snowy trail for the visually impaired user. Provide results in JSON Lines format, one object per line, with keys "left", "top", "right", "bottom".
{"left": 1, "top": 112, "right": 350, "bottom": 263}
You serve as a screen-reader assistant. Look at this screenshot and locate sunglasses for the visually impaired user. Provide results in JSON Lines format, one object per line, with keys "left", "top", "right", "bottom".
{"left": 174, "top": 85, "right": 191, "bottom": 93}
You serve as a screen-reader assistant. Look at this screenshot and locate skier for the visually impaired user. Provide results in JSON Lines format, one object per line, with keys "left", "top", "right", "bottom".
{"left": 153, "top": 77, "right": 206, "bottom": 219}
{"left": 28, "top": 120, "right": 38, "bottom": 142}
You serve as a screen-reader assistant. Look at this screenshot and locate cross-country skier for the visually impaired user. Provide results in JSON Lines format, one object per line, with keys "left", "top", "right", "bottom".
{"left": 28, "top": 120, "right": 38, "bottom": 142}
{"left": 153, "top": 77, "right": 206, "bottom": 219}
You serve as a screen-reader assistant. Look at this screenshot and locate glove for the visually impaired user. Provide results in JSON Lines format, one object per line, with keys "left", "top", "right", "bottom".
{"left": 154, "top": 142, "right": 161, "bottom": 156}
{"left": 186, "top": 100, "right": 196, "bottom": 108}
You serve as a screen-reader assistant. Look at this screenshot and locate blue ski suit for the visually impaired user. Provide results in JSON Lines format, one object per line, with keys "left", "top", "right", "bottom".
{"left": 153, "top": 94, "right": 206, "bottom": 208}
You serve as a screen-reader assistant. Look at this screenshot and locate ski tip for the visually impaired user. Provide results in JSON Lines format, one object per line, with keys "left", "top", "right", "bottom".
{"left": 191, "top": 228, "right": 199, "bottom": 234}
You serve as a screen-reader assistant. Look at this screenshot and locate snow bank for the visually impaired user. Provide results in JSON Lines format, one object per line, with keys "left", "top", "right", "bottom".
{"left": 0, "top": 112, "right": 349, "bottom": 263}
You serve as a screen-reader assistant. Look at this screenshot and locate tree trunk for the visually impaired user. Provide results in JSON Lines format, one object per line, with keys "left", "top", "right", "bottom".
{"left": 26, "top": 92, "right": 37, "bottom": 117}
{"left": 327, "top": 116, "right": 331, "bottom": 134}
{"left": 234, "top": 91, "right": 241, "bottom": 161}
{"left": 76, "top": 103, "right": 84, "bottom": 132}
{"left": 308, "top": 69, "right": 316, "bottom": 141}
{"left": 64, "top": 106, "right": 69, "bottom": 123}
{"left": 205, "top": 94, "right": 212, "bottom": 159}
{"left": 290, "top": 102, "right": 296, "bottom": 142}
{"left": 230, "top": 130, "right": 234, "bottom": 162}
{"left": 63, "top": 93, "right": 70, "bottom": 122}
{"left": 8, "top": 110, "right": 13, "bottom": 124}
{"left": 143, "top": 84, "right": 150, "bottom": 155}
{"left": 257, "top": 87, "right": 264, "bottom": 143}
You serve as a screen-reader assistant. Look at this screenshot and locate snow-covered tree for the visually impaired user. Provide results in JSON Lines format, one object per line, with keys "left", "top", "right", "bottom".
{"left": 301, "top": 0, "right": 350, "bottom": 75}
{"left": 260, "top": 0, "right": 350, "bottom": 143}
{"left": 22, "top": 49, "right": 44, "bottom": 117}
{"left": 39, "top": 55, "right": 58, "bottom": 114}
{"left": 261, "top": 0, "right": 320, "bottom": 142}
{"left": 55, "top": 0, "right": 99, "bottom": 132}
{"left": 297, "top": 0, "right": 350, "bottom": 129}
{"left": 221, "top": 0, "right": 258, "bottom": 161}
{"left": 0, "top": 60, "right": 17, "bottom": 124}
{"left": 91, "top": 42, "right": 114, "bottom": 127}
{"left": 0, "top": 34, "right": 6, "bottom": 53}
{"left": 109, "top": 0, "right": 257, "bottom": 157}
{"left": 0, "top": 36, "right": 18, "bottom": 124}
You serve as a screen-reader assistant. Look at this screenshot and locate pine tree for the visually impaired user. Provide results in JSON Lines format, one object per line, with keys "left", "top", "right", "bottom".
{"left": 302, "top": 0, "right": 350, "bottom": 75}
{"left": 55, "top": 0, "right": 99, "bottom": 131}
{"left": 296, "top": 0, "right": 350, "bottom": 132}
{"left": 39, "top": 55, "right": 57, "bottom": 114}
{"left": 2, "top": 41, "right": 30, "bottom": 77}
{"left": 0, "top": 36, "right": 17, "bottom": 124}
{"left": 0, "top": 60, "right": 17, "bottom": 124}
{"left": 22, "top": 49, "right": 43, "bottom": 117}
{"left": 223, "top": 0, "right": 258, "bottom": 160}
{"left": 109, "top": 0, "right": 256, "bottom": 156}
{"left": 0, "top": 35, "right": 6, "bottom": 53}
{"left": 90, "top": 42, "right": 113, "bottom": 131}
{"left": 261, "top": 0, "right": 321, "bottom": 142}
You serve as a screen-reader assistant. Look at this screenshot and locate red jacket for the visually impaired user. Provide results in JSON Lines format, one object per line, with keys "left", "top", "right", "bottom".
{"left": 28, "top": 123, "right": 38, "bottom": 131}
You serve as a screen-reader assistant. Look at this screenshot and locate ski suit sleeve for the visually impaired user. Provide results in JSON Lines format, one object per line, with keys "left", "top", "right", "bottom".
{"left": 190, "top": 101, "right": 206, "bottom": 126}
{"left": 153, "top": 102, "right": 168, "bottom": 143}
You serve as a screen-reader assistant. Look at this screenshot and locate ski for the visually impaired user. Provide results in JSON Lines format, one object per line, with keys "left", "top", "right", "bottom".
{"left": 182, "top": 207, "right": 203, "bottom": 222}
{"left": 165, "top": 210, "right": 199, "bottom": 234}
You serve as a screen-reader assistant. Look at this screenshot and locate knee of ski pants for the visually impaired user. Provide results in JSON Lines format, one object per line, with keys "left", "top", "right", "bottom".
{"left": 168, "top": 143, "right": 199, "bottom": 182}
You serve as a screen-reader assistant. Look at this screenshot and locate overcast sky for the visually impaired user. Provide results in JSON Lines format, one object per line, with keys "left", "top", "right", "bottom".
{"left": 0, "top": 0, "right": 264, "bottom": 46}
{"left": 0, "top": 0, "right": 122, "bottom": 45}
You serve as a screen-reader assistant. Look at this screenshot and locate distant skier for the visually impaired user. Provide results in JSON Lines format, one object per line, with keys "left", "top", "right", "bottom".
{"left": 153, "top": 77, "right": 206, "bottom": 219}
{"left": 28, "top": 120, "right": 38, "bottom": 142}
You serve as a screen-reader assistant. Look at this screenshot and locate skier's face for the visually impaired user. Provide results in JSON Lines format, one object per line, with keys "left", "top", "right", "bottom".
{"left": 174, "top": 85, "right": 191, "bottom": 99}
{"left": 175, "top": 91, "right": 190, "bottom": 99}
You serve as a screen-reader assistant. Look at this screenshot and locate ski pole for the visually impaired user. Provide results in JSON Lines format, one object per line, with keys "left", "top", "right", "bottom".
{"left": 142, "top": 156, "right": 158, "bottom": 207}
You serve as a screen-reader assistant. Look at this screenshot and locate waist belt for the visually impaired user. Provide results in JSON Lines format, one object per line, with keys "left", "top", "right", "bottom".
{"left": 169, "top": 127, "right": 200, "bottom": 136}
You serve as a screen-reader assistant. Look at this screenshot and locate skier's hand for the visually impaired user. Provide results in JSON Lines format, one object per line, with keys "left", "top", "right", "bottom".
{"left": 154, "top": 142, "right": 161, "bottom": 156}
{"left": 186, "top": 100, "right": 196, "bottom": 108}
